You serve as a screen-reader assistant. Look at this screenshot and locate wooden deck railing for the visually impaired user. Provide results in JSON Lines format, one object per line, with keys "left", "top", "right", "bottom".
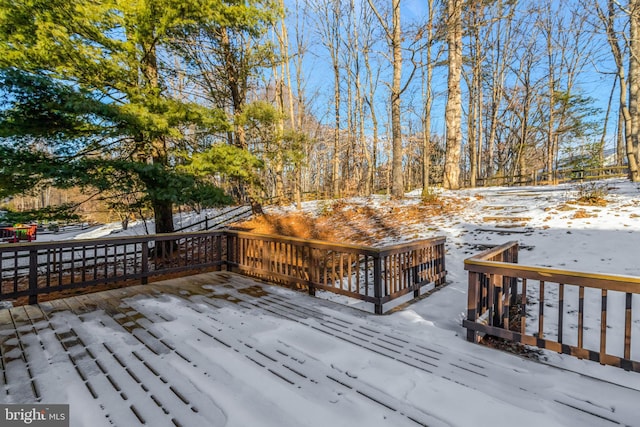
{"left": 0, "top": 230, "right": 446, "bottom": 313}
{"left": 225, "top": 231, "right": 446, "bottom": 314}
{"left": 464, "top": 241, "right": 640, "bottom": 372}
{"left": 0, "top": 231, "right": 225, "bottom": 304}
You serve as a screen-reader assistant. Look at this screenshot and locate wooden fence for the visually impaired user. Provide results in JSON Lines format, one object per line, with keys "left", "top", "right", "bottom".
{"left": 0, "top": 230, "right": 446, "bottom": 313}
{"left": 174, "top": 205, "right": 253, "bottom": 232}
{"left": 464, "top": 241, "right": 640, "bottom": 372}
{"left": 471, "top": 165, "right": 628, "bottom": 187}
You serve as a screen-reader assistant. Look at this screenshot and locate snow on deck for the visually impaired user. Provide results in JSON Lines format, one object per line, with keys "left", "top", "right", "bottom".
{"left": 1, "top": 272, "right": 638, "bottom": 427}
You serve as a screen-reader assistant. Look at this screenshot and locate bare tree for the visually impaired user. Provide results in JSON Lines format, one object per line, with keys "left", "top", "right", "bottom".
{"left": 482, "top": 0, "right": 518, "bottom": 182}
{"left": 419, "top": 0, "right": 444, "bottom": 195}
{"left": 367, "top": 0, "right": 405, "bottom": 197}
{"left": 308, "top": 0, "right": 344, "bottom": 197}
{"left": 443, "top": 0, "right": 463, "bottom": 189}
{"left": 595, "top": 0, "right": 640, "bottom": 180}
{"left": 629, "top": 0, "right": 640, "bottom": 180}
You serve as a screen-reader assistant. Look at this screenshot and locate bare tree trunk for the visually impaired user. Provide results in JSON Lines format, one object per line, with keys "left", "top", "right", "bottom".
{"left": 618, "top": 103, "right": 625, "bottom": 166}
{"left": 276, "top": 0, "right": 301, "bottom": 207}
{"left": 364, "top": 46, "right": 379, "bottom": 193}
{"left": 467, "top": 79, "right": 477, "bottom": 188}
{"left": 389, "top": 0, "right": 404, "bottom": 197}
{"left": 345, "top": 34, "right": 354, "bottom": 194}
{"left": 629, "top": 0, "right": 640, "bottom": 180}
{"left": 367, "top": 0, "right": 404, "bottom": 198}
{"left": 545, "top": 7, "right": 556, "bottom": 184}
{"left": 293, "top": 1, "right": 307, "bottom": 209}
{"left": 421, "top": 0, "right": 436, "bottom": 197}
{"left": 465, "top": 0, "right": 484, "bottom": 188}
{"left": 444, "top": 0, "right": 463, "bottom": 190}
{"left": 598, "top": 0, "right": 640, "bottom": 180}
{"left": 475, "top": 41, "right": 484, "bottom": 186}
{"left": 352, "top": 0, "right": 372, "bottom": 196}
{"left": 272, "top": 61, "right": 286, "bottom": 203}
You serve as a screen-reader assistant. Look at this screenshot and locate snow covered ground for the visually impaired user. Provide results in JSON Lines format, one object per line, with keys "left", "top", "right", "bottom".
{"left": 3, "top": 178, "right": 639, "bottom": 426}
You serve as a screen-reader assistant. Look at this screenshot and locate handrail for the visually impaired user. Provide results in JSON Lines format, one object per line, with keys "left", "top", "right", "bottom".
{"left": 226, "top": 229, "right": 446, "bottom": 256}
{"left": 225, "top": 229, "right": 381, "bottom": 255}
{"left": 465, "top": 260, "right": 640, "bottom": 292}
{"left": 0, "top": 229, "right": 217, "bottom": 252}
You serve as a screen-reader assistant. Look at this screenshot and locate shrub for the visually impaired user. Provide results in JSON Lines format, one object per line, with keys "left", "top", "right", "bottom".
{"left": 574, "top": 181, "right": 608, "bottom": 206}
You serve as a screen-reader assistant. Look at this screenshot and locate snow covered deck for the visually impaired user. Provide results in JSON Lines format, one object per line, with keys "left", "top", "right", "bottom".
{"left": 1, "top": 271, "right": 639, "bottom": 426}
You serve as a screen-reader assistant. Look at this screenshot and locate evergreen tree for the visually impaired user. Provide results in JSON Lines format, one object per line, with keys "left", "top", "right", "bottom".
{"left": 0, "top": 0, "right": 277, "bottom": 232}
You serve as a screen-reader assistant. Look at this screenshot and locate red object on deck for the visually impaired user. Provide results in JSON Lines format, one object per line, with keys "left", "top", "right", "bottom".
{"left": 0, "top": 224, "right": 37, "bottom": 243}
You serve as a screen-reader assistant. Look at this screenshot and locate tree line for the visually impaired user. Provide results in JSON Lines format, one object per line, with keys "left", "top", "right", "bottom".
{"left": 0, "top": 0, "right": 638, "bottom": 233}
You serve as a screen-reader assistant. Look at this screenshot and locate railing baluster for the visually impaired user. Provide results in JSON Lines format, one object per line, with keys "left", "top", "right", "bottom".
{"left": 503, "top": 274, "right": 510, "bottom": 330}
{"left": 495, "top": 273, "right": 504, "bottom": 327}
{"left": 347, "top": 253, "right": 352, "bottom": 293}
{"left": 481, "top": 273, "right": 488, "bottom": 318}
{"left": 60, "top": 247, "right": 65, "bottom": 287}
{"left": 578, "top": 286, "right": 585, "bottom": 350}
{"left": 388, "top": 255, "right": 393, "bottom": 295}
{"left": 488, "top": 274, "right": 495, "bottom": 326}
{"left": 93, "top": 245, "right": 98, "bottom": 281}
{"left": 339, "top": 253, "right": 344, "bottom": 290}
{"left": 82, "top": 246, "right": 87, "bottom": 283}
{"left": 386, "top": 255, "right": 391, "bottom": 295}
{"left": 600, "top": 289, "right": 608, "bottom": 364}
{"left": 625, "top": 293, "right": 632, "bottom": 361}
{"left": 28, "top": 249, "right": 38, "bottom": 305}
{"left": 558, "top": 283, "right": 564, "bottom": 344}
{"left": 142, "top": 242, "right": 149, "bottom": 285}
{"left": 103, "top": 245, "right": 108, "bottom": 281}
{"left": 12, "top": 249, "right": 18, "bottom": 294}
{"left": 364, "top": 255, "right": 369, "bottom": 296}
{"left": 356, "top": 253, "right": 361, "bottom": 294}
{"left": 46, "top": 249, "right": 51, "bottom": 288}
{"left": 538, "top": 280, "right": 545, "bottom": 339}
{"left": 520, "top": 278, "right": 527, "bottom": 335}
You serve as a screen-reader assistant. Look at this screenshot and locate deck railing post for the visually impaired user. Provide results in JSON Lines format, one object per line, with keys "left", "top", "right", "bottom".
{"left": 141, "top": 241, "right": 149, "bottom": 285}
{"left": 308, "top": 247, "right": 317, "bottom": 296}
{"left": 466, "top": 270, "right": 480, "bottom": 342}
{"left": 28, "top": 248, "right": 38, "bottom": 305}
{"left": 225, "top": 233, "right": 234, "bottom": 271}
{"left": 373, "top": 254, "right": 383, "bottom": 314}
{"left": 413, "top": 259, "right": 420, "bottom": 299}
{"left": 436, "top": 242, "right": 446, "bottom": 285}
